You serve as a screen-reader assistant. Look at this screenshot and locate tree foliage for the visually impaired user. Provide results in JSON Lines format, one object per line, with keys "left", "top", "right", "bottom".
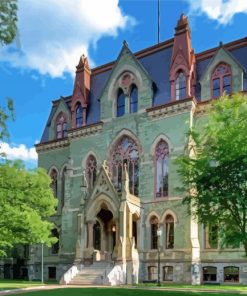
{"left": 0, "top": 161, "right": 57, "bottom": 257}
{"left": 176, "top": 94, "right": 247, "bottom": 255}
{"left": 0, "top": 0, "right": 18, "bottom": 45}
{"left": 0, "top": 97, "right": 14, "bottom": 141}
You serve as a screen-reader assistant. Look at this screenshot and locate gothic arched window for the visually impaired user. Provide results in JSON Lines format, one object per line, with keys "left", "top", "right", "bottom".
{"left": 56, "top": 113, "right": 67, "bottom": 139}
{"left": 86, "top": 155, "right": 97, "bottom": 189}
{"left": 117, "top": 88, "right": 125, "bottom": 117}
{"left": 211, "top": 63, "right": 231, "bottom": 98}
{"left": 111, "top": 136, "right": 139, "bottom": 195}
{"left": 76, "top": 103, "right": 83, "bottom": 128}
{"left": 175, "top": 71, "right": 186, "bottom": 100}
{"left": 150, "top": 216, "right": 158, "bottom": 249}
{"left": 61, "top": 167, "right": 66, "bottom": 208}
{"left": 51, "top": 228, "right": 59, "bottom": 254}
{"left": 165, "top": 215, "right": 174, "bottom": 249}
{"left": 155, "top": 140, "right": 169, "bottom": 198}
{"left": 50, "top": 169, "right": 58, "bottom": 198}
{"left": 130, "top": 84, "right": 138, "bottom": 113}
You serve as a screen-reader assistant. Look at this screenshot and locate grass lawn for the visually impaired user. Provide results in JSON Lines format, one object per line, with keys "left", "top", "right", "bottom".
{"left": 15, "top": 288, "right": 246, "bottom": 296}
{"left": 0, "top": 279, "right": 57, "bottom": 291}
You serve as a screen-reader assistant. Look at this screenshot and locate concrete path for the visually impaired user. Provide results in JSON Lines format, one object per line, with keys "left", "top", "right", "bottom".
{"left": 1, "top": 285, "right": 247, "bottom": 295}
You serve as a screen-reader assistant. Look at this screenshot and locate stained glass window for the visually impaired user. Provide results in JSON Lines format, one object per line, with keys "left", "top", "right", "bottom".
{"left": 111, "top": 136, "right": 139, "bottom": 195}
{"left": 155, "top": 140, "right": 169, "bottom": 198}
{"left": 56, "top": 113, "right": 67, "bottom": 139}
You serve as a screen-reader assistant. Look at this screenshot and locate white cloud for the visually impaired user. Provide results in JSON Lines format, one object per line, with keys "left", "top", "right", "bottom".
{"left": 186, "top": 0, "right": 247, "bottom": 24}
{"left": 0, "top": 142, "right": 37, "bottom": 162}
{"left": 0, "top": 0, "right": 135, "bottom": 77}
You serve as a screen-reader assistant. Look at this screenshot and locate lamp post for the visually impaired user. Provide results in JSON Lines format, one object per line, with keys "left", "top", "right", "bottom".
{"left": 41, "top": 241, "right": 44, "bottom": 284}
{"left": 157, "top": 228, "right": 162, "bottom": 286}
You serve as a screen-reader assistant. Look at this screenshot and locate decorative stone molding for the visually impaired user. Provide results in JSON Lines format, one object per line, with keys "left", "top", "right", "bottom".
{"left": 35, "top": 138, "right": 69, "bottom": 153}
{"left": 68, "top": 122, "right": 103, "bottom": 139}
{"left": 146, "top": 97, "right": 196, "bottom": 119}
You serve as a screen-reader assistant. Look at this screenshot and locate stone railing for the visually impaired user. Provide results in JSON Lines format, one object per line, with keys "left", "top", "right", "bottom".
{"left": 60, "top": 265, "right": 80, "bottom": 284}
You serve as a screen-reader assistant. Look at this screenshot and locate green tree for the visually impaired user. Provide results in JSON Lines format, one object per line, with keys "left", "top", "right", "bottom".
{"left": 0, "top": 161, "right": 57, "bottom": 257}
{"left": 0, "top": 0, "right": 18, "bottom": 45}
{"left": 176, "top": 94, "right": 247, "bottom": 255}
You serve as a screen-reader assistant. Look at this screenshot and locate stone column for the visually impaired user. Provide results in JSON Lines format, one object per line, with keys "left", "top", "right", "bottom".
{"left": 87, "top": 220, "right": 94, "bottom": 249}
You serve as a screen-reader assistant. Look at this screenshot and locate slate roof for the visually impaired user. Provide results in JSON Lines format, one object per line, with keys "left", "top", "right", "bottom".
{"left": 40, "top": 36, "right": 247, "bottom": 144}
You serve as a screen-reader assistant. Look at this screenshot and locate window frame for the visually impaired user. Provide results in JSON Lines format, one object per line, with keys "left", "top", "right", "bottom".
{"left": 211, "top": 63, "right": 232, "bottom": 98}
{"left": 224, "top": 266, "right": 239, "bottom": 283}
{"left": 75, "top": 103, "right": 83, "bottom": 128}
{"left": 129, "top": 84, "right": 138, "bottom": 114}
{"left": 116, "top": 88, "right": 125, "bottom": 117}
{"left": 175, "top": 71, "right": 187, "bottom": 100}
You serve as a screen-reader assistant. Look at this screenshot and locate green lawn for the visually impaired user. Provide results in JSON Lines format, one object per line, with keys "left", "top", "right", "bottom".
{"left": 0, "top": 279, "right": 46, "bottom": 291}
{"left": 15, "top": 288, "right": 246, "bottom": 296}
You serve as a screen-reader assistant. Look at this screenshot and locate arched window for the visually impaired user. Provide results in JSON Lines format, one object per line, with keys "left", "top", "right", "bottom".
{"left": 117, "top": 88, "right": 125, "bottom": 117}
{"left": 93, "top": 221, "right": 101, "bottom": 250}
{"left": 56, "top": 113, "right": 67, "bottom": 139}
{"left": 211, "top": 63, "right": 231, "bottom": 98}
{"left": 130, "top": 84, "right": 138, "bottom": 113}
{"left": 76, "top": 103, "right": 83, "bottom": 128}
{"left": 50, "top": 169, "right": 58, "bottom": 198}
{"left": 150, "top": 216, "right": 159, "bottom": 249}
{"left": 51, "top": 228, "right": 59, "bottom": 254}
{"left": 175, "top": 71, "right": 186, "bottom": 100}
{"left": 86, "top": 155, "right": 97, "bottom": 189}
{"left": 61, "top": 167, "right": 66, "bottom": 208}
{"left": 155, "top": 140, "right": 169, "bottom": 198}
{"left": 111, "top": 136, "right": 139, "bottom": 195}
{"left": 165, "top": 215, "right": 174, "bottom": 249}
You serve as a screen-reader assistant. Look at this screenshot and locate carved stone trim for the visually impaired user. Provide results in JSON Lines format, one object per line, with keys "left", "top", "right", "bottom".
{"left": 35, "top": 138, "right": 69, "bottom": 153}
{"left": 68, "top": 122, "right": 103, "bottom": 139}
{"left": 147, "top": 98, "right": 196, "bottom": 119}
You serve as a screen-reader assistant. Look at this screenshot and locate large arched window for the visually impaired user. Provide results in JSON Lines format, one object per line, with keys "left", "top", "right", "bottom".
{"left": 130, "top": 84, "right": 138, "bottom": 113}
{"left": 165, "top": 214, "right": 174, "bottom": 249}
{"left": 111, "top": 136, "right": 139, "bottom": 195}
{"left": 76, "top": 103, "right": 83, "bottom": 128}
{"left": 51, "top": 228, "right": 59, "bottom": 254}
{"left": 117, "top": 88, "right": 125, "bottom": 117}
{"left": 175, "top": 71, "right": 186, "bottom": 100}
{"left": 211, "top": 63, "right": 231, "bottom": 98}
{"left": 86, "top": 155, "right": 97, "bottom": 189}
{"left": 56, "top": 113, "right": 68, "bottom": 139}
{"left": 150, "top": 216, "right": 158, "bottom": 249}
{"left": 61, "top": 167, "right": 66, "bottom": 208}
{"left": 50, "top": 169, "right": 58, "bottom": 198}
{"left": 155, "top": 140, "right": 169, "bottom": 198}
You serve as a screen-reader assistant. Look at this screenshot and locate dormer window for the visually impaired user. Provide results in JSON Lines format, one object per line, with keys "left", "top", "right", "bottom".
{"left": 130, "top": 84, "right": 138, "bottom": 113}
{"left": 211, "top": 63, "right": 231, "bottom": 98}
{"left": 56, "top": 113, "right": 67, "bottom": 139}
{"left": 175, "top": 71, "right": 186, "bottom": 100}
{"left": 76, "top": 103, "right": 83, "bottom": 127}
{"left": 117, "top": 88, "right": 125, "bottom": 117}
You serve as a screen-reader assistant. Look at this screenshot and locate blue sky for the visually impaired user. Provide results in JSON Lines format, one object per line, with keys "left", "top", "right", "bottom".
{"left": 0, "top": 0, "right": 247, "bottom": 168}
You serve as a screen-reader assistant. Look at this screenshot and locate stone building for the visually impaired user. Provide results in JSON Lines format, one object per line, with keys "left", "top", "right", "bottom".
{"left": 31, "top": 15, "right": 247, "bottom": 284}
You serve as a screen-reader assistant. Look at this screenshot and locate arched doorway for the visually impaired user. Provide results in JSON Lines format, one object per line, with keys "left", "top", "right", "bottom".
{"left": 89, "top": 202, "right": 117, "bottom": 262}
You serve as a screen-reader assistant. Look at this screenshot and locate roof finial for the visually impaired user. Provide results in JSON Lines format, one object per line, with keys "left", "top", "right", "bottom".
{"left": 123, "top": 40, "right": 128, "bottom": 47}
{"left": 219, "top": 41, "right": 223, "bottom": 48}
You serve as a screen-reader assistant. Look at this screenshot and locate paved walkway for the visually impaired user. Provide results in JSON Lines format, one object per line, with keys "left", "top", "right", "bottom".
{"left": 1, "top": 285, "right": 247, "bottom": 295}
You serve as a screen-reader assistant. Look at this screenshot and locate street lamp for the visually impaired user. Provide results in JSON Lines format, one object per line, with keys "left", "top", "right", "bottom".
{"left": 157, "top": 228, "right": 162, "bottom": 286}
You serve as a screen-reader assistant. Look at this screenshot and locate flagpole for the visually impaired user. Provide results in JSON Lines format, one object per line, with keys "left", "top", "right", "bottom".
{"left": 158, "top": 0, "right": 160, "bottom": 44}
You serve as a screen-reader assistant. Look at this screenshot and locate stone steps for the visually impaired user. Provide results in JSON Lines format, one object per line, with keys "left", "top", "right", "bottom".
{"left": 67, "top": 262, "right": 112, "bottom": 285}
